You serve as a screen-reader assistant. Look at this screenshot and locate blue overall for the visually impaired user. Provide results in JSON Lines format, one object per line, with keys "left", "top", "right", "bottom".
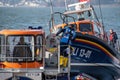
{"left": 56, "top": 27, "right": 76, "bottom": 56}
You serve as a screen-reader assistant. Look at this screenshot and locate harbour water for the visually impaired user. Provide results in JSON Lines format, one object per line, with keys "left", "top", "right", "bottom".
{"left": 0, "top": 5, "right": 120, "bottom": 34}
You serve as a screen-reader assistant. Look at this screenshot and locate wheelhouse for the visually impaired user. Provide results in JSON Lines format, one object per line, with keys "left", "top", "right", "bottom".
{"left": 55, "top": 20, "right": 95, "bottom": 35}
{"left": 0, "top": 29, "right": 45, "bottom": 72}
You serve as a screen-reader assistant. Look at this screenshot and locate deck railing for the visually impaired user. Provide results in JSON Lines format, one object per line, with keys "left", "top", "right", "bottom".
{"left": 114, "top": 38, "right": 120, "bottom": 53}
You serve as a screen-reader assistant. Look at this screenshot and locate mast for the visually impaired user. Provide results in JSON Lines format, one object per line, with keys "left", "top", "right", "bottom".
{"left": 49, "top": 0, "right": 54, "bottom": 33}
{"left": 98, "top": 0, "right": 105, "bottom": 38}
{"left": 65, "top": 0, "right": 68, "bottom": 11}
{"left": 50, "top": 0, "right": 54, "bottom": 15}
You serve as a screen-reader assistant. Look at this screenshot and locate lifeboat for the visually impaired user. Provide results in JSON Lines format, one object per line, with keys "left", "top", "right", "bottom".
{"left": 48, "top": 0, "right": 120, "bottom": 80}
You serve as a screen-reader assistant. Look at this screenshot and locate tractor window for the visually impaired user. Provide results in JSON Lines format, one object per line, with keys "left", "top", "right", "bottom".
{"left": 0, "top": 35, "right": 5, "bottom": 61}
{"left": 6, "top": 36, "right": 34, "bottom": 62}
{"left": 0, "top": 36, "right": 1, "bottom": 61}
{"left": 79, "top": 23, "right": 92, "bottom": 32}
{"left": 35, "top": 35, "right": 43, "bottom": 61}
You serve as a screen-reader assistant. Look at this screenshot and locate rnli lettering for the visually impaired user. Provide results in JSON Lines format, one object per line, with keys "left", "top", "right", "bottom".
{"left": 73, "top": 48, "right": 92, "bottom": 58}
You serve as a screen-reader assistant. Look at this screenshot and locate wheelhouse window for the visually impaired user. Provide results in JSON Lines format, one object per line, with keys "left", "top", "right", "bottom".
{"left": 79, "top": 23, "right": 92, "bottom": 32}
{"left": 6, "top": 36, "right": 34, "bottom": 62}
{"left": 35, "top": 35, "right": 43, "bottom": 61}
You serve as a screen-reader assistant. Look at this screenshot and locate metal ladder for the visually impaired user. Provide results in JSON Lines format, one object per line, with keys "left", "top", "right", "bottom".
{"left": 44, "top": 45, "right": 71, "bottom": 80}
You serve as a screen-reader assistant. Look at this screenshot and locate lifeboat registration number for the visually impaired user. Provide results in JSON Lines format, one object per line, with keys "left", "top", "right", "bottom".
{"left": 72, "top": 48, "right": 92, "bottom": 59}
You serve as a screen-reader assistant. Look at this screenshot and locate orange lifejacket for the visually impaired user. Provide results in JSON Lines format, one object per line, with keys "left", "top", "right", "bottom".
{"left": 109, "top": 32, "right": 118, "bottom": 42}
{"left": 109, "top": 33, "right": 114, "bottom": 41}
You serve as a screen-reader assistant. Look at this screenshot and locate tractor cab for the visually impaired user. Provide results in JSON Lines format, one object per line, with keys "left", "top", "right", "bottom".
{"left": 0, "top": 29, "right": 45, "bottom": 72}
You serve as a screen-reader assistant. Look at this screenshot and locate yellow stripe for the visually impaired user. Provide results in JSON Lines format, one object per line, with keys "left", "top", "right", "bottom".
{"left": 75, "top": 38, "right": 117, "bottom": 60}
